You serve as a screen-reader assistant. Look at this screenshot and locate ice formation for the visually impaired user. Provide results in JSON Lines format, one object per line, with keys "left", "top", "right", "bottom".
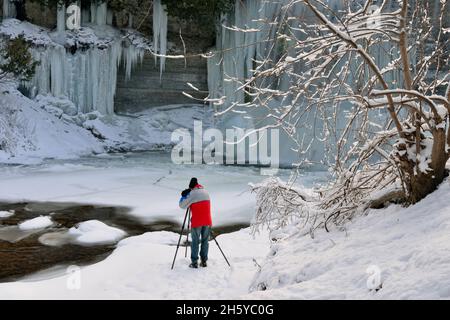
{"left": 207, "top": 0, "right": 448, "bottom": 110}
{"left": 0, "top": 1, "right": 150, "bottom": 115}
{"left": 56, "top": 4, "right": 66, "bottom": 33}
{"left": 152, "top": 0, "right": 168, "bottom": 80}
{"left": 2, "top": 0, "right": 15, "bottom": 19}
{"left": 205, "top": 0, "right": 413, "bottom": 165}
{"left": 95, "top": 2, "right": 108, "bottom": 26}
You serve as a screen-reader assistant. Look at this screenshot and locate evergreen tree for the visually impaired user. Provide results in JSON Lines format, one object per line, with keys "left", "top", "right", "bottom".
{"left": 0, "top": 35, "right": 39, "bottom": 82}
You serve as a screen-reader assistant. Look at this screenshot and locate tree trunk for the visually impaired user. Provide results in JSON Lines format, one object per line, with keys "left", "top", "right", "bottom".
{"left": 407, "top": 129, "right": 449, "bottom": 204}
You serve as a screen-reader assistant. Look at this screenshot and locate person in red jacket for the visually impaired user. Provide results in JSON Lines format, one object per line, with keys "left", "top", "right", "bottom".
{"left": 179, "top": 178, "right": 212, "bottom": 268}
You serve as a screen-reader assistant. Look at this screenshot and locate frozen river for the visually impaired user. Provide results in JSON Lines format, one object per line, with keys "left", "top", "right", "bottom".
{"left": 0, "top": 151, "right": 328, "bottom": 226}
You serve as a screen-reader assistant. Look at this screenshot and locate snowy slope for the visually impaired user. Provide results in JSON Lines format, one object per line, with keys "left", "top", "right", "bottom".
{"left": 246, "top": 178, "right": 450, "bottom": 299}
{"left": 0, "top": 81, "right": 105, "bottom": 163}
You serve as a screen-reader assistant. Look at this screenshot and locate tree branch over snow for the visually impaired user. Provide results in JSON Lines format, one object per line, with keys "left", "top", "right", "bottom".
{"left": 214, "top": 0, "right": 449, "bottom": 234}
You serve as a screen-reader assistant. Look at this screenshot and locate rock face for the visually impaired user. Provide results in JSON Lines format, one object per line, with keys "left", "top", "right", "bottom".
{"left": 114, "top": 53, "right": 208, "bottom": 113}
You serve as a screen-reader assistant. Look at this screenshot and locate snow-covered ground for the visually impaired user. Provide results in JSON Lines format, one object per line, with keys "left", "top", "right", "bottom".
{"left": 0, "top": 153, "right": 449, "bottom": 299}
{"left": 0, "top": 152, "right": 324, "bottom": 299}
{"left": 246, "top": 178, "right": 450, "bottom": 300}
{"left": 3, "top": 177, "right": 450, "bottom": 300}
{"left": 0, "top": 228, "right": 269, "bottom": 299}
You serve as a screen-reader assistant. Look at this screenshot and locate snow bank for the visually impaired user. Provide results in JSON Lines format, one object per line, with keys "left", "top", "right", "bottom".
{"left": 0, "top": 82, "right": 105, "bottom": 163}
{"left": 68, "top": 220, "right": 126, "bottom": 245}
{"left": 18, "top": 216, "right": 53, "bottom": 230}
{"left": 246, "top": 179, "right": 450, "bottom": 299}
{"left": 0, "top": 211, "right": 14, "bottom": 218}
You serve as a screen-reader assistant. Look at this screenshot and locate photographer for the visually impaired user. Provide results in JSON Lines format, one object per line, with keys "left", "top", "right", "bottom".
{"left": 179, "top": 178, "right": 212, "bottom": 268}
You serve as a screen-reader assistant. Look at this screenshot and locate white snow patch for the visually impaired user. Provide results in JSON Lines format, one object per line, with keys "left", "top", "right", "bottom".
{"left": 68, "top": 220, "right": 126, "bottom": 245}
{"left": 18, "top": 216, "right": 53, "bottom": 230}
{"left": 0, "top": 211, "right": 14, "bottom": 218}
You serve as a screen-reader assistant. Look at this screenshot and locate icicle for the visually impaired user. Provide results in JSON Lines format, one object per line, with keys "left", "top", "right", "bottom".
{"left": 207, "top": 51, "right": 223, "bottom": 108}
{"left": 128, "top": 13, "right": 133, "bottom": 28}
{"left": 16, "top": 2, "right": 165, "bottom": 115}
{"left": 152, "top": 0, "right": 168, "bottom": 81}
{"left": 208, "top": 0, "right": 302, "bottom": 109}
{"left": 2, "top": 0, "right": 16, "bottom": 19}
{"left": 56, "top": 4, "right": 66, "bottom": 33}
{"left": 121, "top": 37, "right": 146, "bottom": 82}
{"left": 106, "top": 8, "right": 113, "bottom": 25}
{"left": 90, "top": 1, "right": 97, "bottom": 24}
{"left": 50, "top": 46, "right": 68, "bottom": 98}
{"left": 96, "top": 2, "right": 108, "bottom": 26}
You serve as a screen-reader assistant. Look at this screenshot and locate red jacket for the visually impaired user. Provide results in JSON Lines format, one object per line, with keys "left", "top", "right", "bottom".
{"left": 179, "top": 184, "right": 212, "bottom": 228}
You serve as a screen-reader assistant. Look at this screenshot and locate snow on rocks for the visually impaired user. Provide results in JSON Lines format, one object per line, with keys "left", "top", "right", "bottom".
{"left": 0, "top": 18, "right": 52, "bottom": 46}
{"left": 0, "top": 82, "right": 105, "bottom": 163}
{"left": 68, "top": 220, "right": 126, "bottom": 245}
{"left": 18, "top": 216, "right": 53, "bottom": 230}
{"left": 0, "top": 211, "right": 14, "bottom": 218}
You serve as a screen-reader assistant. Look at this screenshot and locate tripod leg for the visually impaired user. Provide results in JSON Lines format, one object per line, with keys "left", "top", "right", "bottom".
{"left": 210, "top": 230, "right": 231, "bottom": 267}
{"left": 171, "top": 208, "right": 189, "bottom": 270}
{"left": 185, "top": 212, "right": 191, "bottom": 258}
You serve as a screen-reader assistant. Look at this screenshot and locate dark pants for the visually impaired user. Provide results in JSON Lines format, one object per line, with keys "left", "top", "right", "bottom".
{"left": 191, "top": 226, "right": 210, "bottom": 264}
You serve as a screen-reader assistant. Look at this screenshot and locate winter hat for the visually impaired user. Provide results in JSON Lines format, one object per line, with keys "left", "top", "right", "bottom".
{"left": 189, "top": 177, "right": 198, "bottom": 189}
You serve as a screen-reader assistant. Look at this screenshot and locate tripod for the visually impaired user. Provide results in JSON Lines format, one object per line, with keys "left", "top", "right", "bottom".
{"left": 171, "top": 208, "right": 231, "bottom": 269}
{"left": 171, "top": 207, "right": 189, "bottom": 270}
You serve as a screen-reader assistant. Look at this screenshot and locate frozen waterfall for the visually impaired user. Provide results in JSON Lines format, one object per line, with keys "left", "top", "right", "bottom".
{"left": 152, "top": 0, "right": 168, "bottom": 80}
{"left": 2, "top": 0, "right": 16, "bottom": 19}
{"left": 56, "top": 4, "right": 66, "bottom": 33}
{"left": 10, "top": 1, "right": 148, "bottom": 115}
{"left": 205, "top": 0, "right": 394, "bottom": 167}
{"left": 95, "top": 2, "right": 108, "bottom": 26}
{"left": 27, "top": 40, "right": 125, "bottom": 115}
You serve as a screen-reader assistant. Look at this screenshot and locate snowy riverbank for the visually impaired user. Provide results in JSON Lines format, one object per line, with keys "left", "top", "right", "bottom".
{"left": 2, "top": 178, "right": 450, "bottom": 299}
{"left": 0, "top": 228, "right": 270, "bottom": 299}
{"left": 0, "top": 80, "right": 212, "bottom": 164}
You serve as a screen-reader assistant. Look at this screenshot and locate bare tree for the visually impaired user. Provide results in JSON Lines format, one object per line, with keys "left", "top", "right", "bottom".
{"left": 224, "top": 0, "right": 449, "bottom": 232}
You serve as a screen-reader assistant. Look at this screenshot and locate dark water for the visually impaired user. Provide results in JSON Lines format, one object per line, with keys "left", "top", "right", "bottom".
{"left": 0, "top": 201, "right": 248, "bottom": 282}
